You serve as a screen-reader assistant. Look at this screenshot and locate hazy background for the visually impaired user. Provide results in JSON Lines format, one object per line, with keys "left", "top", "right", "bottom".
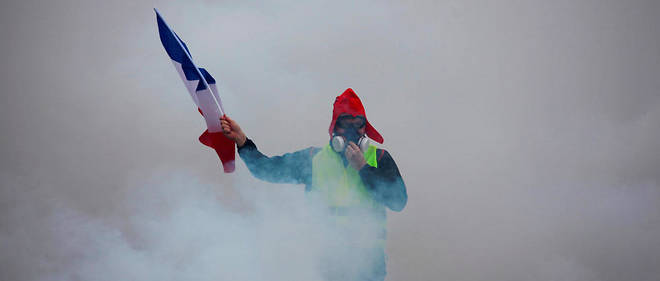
{"left": 1, "top": 0, "right": 659, "bottom": 280}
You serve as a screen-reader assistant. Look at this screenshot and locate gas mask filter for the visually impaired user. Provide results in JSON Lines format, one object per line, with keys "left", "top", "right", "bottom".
{"left": 331, "top": 131, "right": 370, "bottom": 153}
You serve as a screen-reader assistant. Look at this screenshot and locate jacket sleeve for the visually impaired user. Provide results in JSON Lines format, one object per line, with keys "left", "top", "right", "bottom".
{"left": 237, "top": 138, "right": 316, "bottom": 185}
{"left": 359, "top": 149, "right": 408, "bottom": 212}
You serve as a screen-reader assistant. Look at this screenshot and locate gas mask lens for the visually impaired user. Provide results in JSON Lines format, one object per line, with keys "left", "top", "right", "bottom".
{"left": 336, "top": 116, "right": 366, "bottom": 130}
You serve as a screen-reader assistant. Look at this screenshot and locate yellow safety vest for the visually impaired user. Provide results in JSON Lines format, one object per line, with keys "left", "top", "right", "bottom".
{"left": 310, "top": 144, "right": 386, "bottom": 248}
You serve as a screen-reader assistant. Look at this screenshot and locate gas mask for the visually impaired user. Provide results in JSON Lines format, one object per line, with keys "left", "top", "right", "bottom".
{"left": 331, "top": 128, "right": 370, "bottom": 153}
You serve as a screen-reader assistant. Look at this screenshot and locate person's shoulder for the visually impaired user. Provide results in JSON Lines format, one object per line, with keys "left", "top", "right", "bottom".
{"left": 375, "top": 147, "right": 391, "bottom": 162}
{"left": 300, "top": 146, "right": 322, "bottom": 158}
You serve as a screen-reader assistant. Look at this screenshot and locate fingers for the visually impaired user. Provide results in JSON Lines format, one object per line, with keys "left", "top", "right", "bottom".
{"left": 224, "top": 114, "right": 235, "bottom": 124}
{"left": 219, "top": 114, "right": 232, "bottom": 132}
{"left": 344, "top": 145, "right": 353, "bottom": 158}
{"left": 220, "top": 115, "right": 228, "bottom": 132}
{"left": 345, "top": 143, "right": 359, "bottom": 159}
{"left": 344, "top": 144, "right": 366, "bottom": 170}
{"left": 349, "top": 142, "right": 360, "bottom": 152}
{"left": 220, "top": 114, "right": 233, "bottom": 123}
{"left": 221, "top": 119, "right": 231, "bottom": 134}
{"left": 221, "top": 120, "right": 230, "bottom": 131}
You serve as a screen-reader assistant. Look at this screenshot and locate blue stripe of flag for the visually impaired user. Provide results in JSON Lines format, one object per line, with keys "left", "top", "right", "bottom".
{"left": 155, "top": 10, "right": 215, "bottom": 92}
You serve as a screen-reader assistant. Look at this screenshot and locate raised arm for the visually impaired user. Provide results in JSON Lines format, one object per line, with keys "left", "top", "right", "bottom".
{"left": 221, "top": 115, "right": 315, "bottom": 185}
{"left": 237, "top": 139, "right": 316, "bottom": 184}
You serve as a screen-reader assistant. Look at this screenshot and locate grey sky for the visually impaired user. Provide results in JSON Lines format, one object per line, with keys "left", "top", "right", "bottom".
{"left": 1, "top": 0, "right": 659, "bottom": 280}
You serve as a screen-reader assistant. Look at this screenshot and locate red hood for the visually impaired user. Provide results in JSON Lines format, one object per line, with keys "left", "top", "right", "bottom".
{"left": 328, "top": 88, "right": 383, "bottom": 144}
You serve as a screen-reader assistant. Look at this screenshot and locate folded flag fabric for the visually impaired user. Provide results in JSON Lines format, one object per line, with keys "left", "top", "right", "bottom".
{"left": 155, "top": 9, "right": 235, "bottom": 173}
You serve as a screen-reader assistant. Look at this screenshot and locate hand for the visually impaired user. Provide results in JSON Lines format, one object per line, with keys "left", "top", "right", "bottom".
{"left": 345, "top": 142, "right": 367, "bottom": 170}
{"left": 220, "top": 114, "right": 247, "bottom": 147}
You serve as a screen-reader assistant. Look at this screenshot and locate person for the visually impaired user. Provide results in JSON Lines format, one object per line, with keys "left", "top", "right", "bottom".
{"left": 220, "top": 88, "right": 407, "bottom": 281}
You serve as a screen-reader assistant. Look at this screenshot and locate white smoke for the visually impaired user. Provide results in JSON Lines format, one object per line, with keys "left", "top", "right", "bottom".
{"left": 1, "top": 169, "right": 393, "bottom": 280}
{"left": 2, "top": 0, "right": 660, "bottom": 280}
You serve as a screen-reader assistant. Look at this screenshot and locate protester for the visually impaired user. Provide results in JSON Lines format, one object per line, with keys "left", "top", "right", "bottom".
{"left": 221, "top": 88, "right": 407, "bottom": 281}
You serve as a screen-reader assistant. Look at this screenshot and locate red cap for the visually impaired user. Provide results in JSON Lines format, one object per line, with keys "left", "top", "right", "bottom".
{"left": 328, "top": 88, "right": 384, "bottom": 144}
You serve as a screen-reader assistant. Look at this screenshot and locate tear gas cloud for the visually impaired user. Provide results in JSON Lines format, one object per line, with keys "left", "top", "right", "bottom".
{"left": 1, "top": 0, "right": 659, "bottom": 280}
{"left": 2, "top": 170, "right": 382, "bottom": 280}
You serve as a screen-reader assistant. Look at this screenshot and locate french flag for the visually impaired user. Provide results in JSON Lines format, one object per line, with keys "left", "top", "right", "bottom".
{"left": 155, "top": 9, "right": 235, "bottom": 173}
